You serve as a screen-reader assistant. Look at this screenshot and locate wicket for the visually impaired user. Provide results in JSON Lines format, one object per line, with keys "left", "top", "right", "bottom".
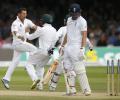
{"left": 107, "top": 59, "right": 120, "bottom": 96}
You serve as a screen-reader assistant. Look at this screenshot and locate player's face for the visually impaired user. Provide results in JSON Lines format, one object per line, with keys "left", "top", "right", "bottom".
{"left": 18, "top": 10, "right": 27, "bottom": 21}
{"left": 71, "top": 12, "right": 80, "bottom": 20}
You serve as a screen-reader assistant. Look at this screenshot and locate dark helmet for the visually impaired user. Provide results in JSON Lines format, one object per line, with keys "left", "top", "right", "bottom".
{"left": 69, "top": 3, "right": 80, "bottom": 13}
{"left": 41, "top": 14, "right": 53, "bottom": 24}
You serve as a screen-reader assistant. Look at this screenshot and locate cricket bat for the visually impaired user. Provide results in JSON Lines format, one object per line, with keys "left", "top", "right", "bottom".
{"left": 42, "top": 60, "right": 59, "bottom": 85}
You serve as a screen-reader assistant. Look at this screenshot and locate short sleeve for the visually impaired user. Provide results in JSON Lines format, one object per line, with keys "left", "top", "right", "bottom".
{"left": 27, "top": 19, "right": 35, "bottom": 28}
{"left": 11, "top": 23, "right": 18, "bottom": 32}
{"left": 80, "top": 19, "right": 87, "bottom": 31}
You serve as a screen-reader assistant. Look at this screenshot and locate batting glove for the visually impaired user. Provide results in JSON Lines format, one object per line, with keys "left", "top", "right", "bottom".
{"left": 80, "top": 47, "right": 86, "bottom": 60}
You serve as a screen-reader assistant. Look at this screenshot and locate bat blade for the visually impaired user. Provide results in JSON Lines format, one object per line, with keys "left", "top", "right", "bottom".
{"left": 42, "top": 60, "right": 59, "bottom": 85}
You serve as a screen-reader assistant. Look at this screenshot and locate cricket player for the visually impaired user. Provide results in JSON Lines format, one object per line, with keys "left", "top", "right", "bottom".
{"left": 59, "top": 3, "right": 91, "bottom": 96}
{"left": 49, "top": 15, "right": 93, "bottom": 94}
{"left": 1, "top": 8, "right": 38, "bottom": 89}
{"left": 25, "top": 14, "right": 58, "bottom": 89}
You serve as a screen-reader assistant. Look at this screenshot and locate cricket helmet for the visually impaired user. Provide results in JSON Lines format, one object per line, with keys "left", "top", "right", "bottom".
{"left": 69, "top": 3, "right": 80, "bottom": 13}
{"left": 41, "top": 14, "right": 53, "bottom": 24}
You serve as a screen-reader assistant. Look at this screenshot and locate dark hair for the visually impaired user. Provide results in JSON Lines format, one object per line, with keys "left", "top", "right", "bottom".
{"left": 17, "top": 8, "right": 27, "bottom": 14}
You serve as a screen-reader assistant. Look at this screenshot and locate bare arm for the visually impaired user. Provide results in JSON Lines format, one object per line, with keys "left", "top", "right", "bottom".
{"left": 26, "top": 27, "right": 42, "bottom": 40}
{"left": 86, "top": 38, "right": 93, "bottom": 50}
{"left": 81, "top": 31, "right": 87, "bottom": 48}
{"left": 59, "top": 33, "right": 67, "bottom": 55}
{"left": 32, "top": 25, "right": 37, "bottom": 30}
{"left": 12, "top": 31, "right": 25, "bottom": 41}
{"left": 61, "top": 33, "right": 67, "bottom": 47}
{"left": 25, "top": 25, "right": 37, "bottom": 33}
{"left": 30, "top": 25, "right": 37, "bottom": 32}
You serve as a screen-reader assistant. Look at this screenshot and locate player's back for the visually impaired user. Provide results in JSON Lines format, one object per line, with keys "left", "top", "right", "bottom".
{"left": 38, "top": 23, "right": 57, "bottom": 50}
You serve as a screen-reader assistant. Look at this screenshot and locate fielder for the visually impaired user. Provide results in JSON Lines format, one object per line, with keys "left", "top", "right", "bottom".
{"left": 59, "top": 3, "right": 91, "bottom": 96}
{"left": 1, "top": 8, "right": 38, "bottom": 89}
{"left": 25, "top": 14, "right": 58, "bottom": 90}
{"left": 49, "top": 15, "right": 93, "bottom": 94}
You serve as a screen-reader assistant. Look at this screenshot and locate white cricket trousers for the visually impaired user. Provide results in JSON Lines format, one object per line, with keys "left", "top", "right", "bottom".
{"left": 3, "top": 39, "right": 37, "bottom": 81}
{"left": 63, "top": 44, "right": 91, "bottom": 93}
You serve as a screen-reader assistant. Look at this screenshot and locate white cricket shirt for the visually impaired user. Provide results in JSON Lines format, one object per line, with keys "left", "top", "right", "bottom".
{"left": 67, "top": 16, "right": 87, "bottom": 45}
{"left": 27, "top": 23, "right": 57, "bottom": 50}
{"left": 11, "top": 16, "right": 35, "bottom": 41}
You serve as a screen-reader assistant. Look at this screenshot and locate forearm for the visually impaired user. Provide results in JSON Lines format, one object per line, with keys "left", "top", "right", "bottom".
{"left": 26, "top": 28, "right": 41, "bottom": 40}
{"left": 86, "top": 38, "right": 93, "bottom": 49}
{"left": 12, "top": 31, "right": 25, "bottom": 41}
{"left": 81, "top": 31, "right": 87, "bottom": 48}
{"left": 26, "top": 33, "right": 38, "bottom": 40}
{"left": 31, "top": 25, "right": 37, "bottom": 32}
{"left": 61, "top": 34, "right": 67, "bottom": 47}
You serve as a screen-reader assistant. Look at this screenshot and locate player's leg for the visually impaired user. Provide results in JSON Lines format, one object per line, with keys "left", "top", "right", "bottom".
{"left": 25, "top": 62, "right": 40, "bottom": 89}
{"left": 2, "top": 50, "right": 21, "bottom": 89}
{"left": 49, "top": 61, "right": 63, "bottom": 91}
{"left": 63, "top": 48, "right": 77, "bottom": 95}
{"left": 65, "top": 69, "right": 76, "bottom": 95}
{"left": 74, "top": 61, "right": 91, "bottom": 96}
{"left": 13, "top": 41, "right": 37, "bottom": 52}
{"left": 35, "top": 65, "right": 45, "bottom": 91}
{"left": 26, "top": 53, "right": 49, "bottom": 90}
{"left": 35, "top": 55, "right": 51, "bottom": 90}
{"left": 70, "top": 45, "right": 91, "bottom": 96}
{"left": 63, "top": 67, "right": 70, "bottom": 94}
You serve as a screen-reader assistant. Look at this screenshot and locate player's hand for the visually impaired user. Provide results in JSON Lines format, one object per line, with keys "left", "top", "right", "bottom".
{"left": 89, "top": 47, "right": 93, "bottom": 51}
{"left": 25, "top": 27, "right": 30, "bottom": 33}
{"left": 17, "top": 35, "right": 25, "bottom": 41}
{"left": 59, "top": 46, "right": 64, "bottom": 56}
{"left": 48, "top": 48, "right": 55, "bottom": 56}
{"left": 89, "top": 46, "right": 93, "bottom": 51}
{"left": 80, "top": 47, "right": 85, "bottom": 53}
{"left": 80, "top": 47, "right": 86, "bottom": 60}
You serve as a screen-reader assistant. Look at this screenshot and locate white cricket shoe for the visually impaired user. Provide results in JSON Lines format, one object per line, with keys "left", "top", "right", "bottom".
{"left": 36, "top": 82, "right": 43, "bottom": 91}
{"left": 49, "top": 86, "right": 56, "bottom": 91}
{"left": 1, "top": 79, "right": 10, "bottom": 89}
{"left": 83, "top": 89, "right": 91, "bottom": 96}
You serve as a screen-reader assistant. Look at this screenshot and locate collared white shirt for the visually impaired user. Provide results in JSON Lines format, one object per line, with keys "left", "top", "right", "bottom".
{"left": 67, "top": 16, "right": 87, "bottom": 45}
{"left": 11, "top": 16, "right": 35, "bottom": 41}
{"left": 27, "top": 23, "right": 57, "bottom": 50}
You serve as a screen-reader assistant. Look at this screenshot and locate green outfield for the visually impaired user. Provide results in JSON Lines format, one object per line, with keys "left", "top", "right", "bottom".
{"left": 0, "top": 67, "right": 120, "bottom": 100}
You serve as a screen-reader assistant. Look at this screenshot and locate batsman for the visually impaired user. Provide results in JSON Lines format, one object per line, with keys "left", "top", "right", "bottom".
{"left": 49, "top": 14, "right": 93, "bottom": 95}
{"left": 59, "top": 3, "right": 91, "bottom": 96}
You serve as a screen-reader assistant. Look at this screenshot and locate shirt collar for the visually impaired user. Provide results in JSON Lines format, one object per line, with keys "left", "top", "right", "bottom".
{"left": 17, "top": 16, "right": 26, "bottom": 24}
{"left": 43, "top": 23, "right": 51, "bottom": 27}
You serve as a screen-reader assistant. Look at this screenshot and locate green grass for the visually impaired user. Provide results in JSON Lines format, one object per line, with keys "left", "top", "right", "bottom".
{"left": 0, "top": 67, "right": 107, "bottom": 92}
{"left": 0, "top": 67, "right": 120, "bottom": 100}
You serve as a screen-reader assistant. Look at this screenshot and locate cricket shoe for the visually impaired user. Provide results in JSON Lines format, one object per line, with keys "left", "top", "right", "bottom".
{"left": 36, "top": 82, "right": 43, "bottom": 91}
{"left": 31, "top": 79, "right": 40, "bottom": 89}
{"left": 83, "top": 89, "right": 91, "bottom": 96}
{"left": 49, "top": 86, "right": 56, "bottom": 91}
{"left": 1, "top": 78, "right": 10, "bottom": 89}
